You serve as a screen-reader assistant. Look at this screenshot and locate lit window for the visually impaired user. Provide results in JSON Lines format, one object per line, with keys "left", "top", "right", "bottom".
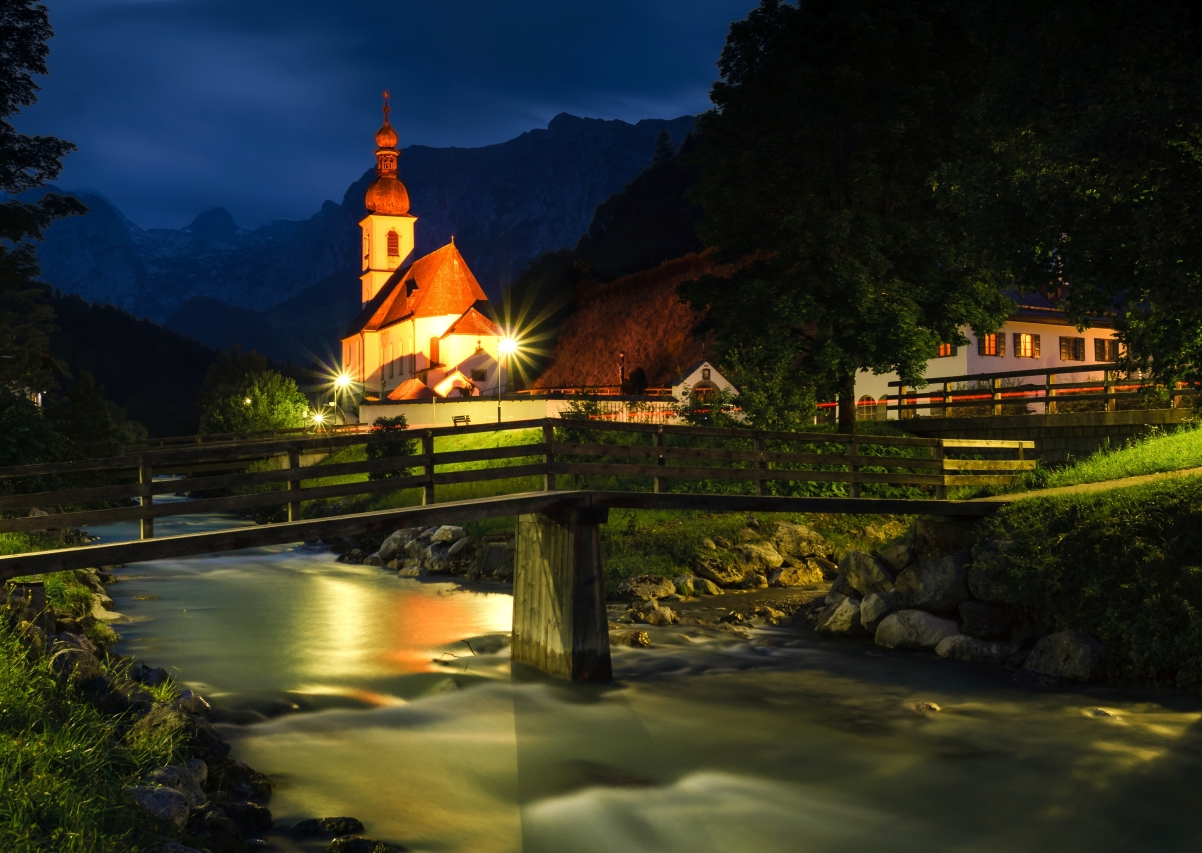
{"left": 936, "top": 343, "right": 956, "bottom": 358}
{"left": 387, "top": 230, "right": 400, "bottom": 257}
{"left": 1060, "top": 336, "right": 1085, "bottom": 361}
{"left": 1095, "top": 339, "right": 1121, "bottom": 362}
{"left": 1013, "top": 333, "right": 1040, "bottom": 358}
{"left": 977, "top": 334, "right": 1004, "bottom": 357}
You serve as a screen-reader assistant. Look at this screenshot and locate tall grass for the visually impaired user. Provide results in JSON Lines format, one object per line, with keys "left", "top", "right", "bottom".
{"left": 0, "top": 624, "right": 186, "bottom": 852}
{"left": 1036, "top": 422, "right": 1202, "bottom": 489}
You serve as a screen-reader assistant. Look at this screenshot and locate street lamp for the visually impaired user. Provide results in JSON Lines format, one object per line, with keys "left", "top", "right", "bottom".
{"left": 497, "top": 337, "right": 518, "bottom": 423}
{"left": 333, "top": 372, "right": 352, "bottom": 426}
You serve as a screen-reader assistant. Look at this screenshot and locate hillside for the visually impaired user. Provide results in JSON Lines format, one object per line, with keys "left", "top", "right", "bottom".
{"left": 532, "top": 253, "right": 736, "bottom": 390}
{"left": 29, "top": 113, "right": 695, "bottom": 325}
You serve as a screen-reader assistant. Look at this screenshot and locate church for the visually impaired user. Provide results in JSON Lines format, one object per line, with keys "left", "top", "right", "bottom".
{"left": 341, "top": 94, "right": 506, "bottom": 402}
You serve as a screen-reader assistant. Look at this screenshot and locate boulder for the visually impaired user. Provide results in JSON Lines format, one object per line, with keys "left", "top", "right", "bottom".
{"left": 187, "top": 806, "right": 246, "bottom": 853}
{"left": 446, "top": 536, "right": 472, "bottom": 558}
{"left": 130, "top": 706, "right": 230, "bottom": 762}
{"left": 767, "top": 560, "right": 825, "bottom": 587}
{"left": 877, "top": 543, "right": 914, "bottom": 573}
{"left": 700, "top": 538, "right": 717, "bottom": 550}
{"left": 617, "top": 574, "right": 676, "bottom": 602}
{"left": 770, "top": 522, "right": 836, "bottom": 561}
{"left": 397, "top": 562, "right": 426, "bottom": 578}
{"left": 894, "top": 553, "right": 970, "bottom": 613}
{"left": 49, "top": 644, "right": 103, "bottom": 686}
{"left": 642, "top": 606, "right": 678, "bottom": 626}
{"left": 825, "top": 572, "right": 851, "bottom": 604}
{"left": 173, "top": 689, "right": 212, "bottom": 717}
{"left": 840, "top": 551, "right": 895, "bottom": 596}
{"left": 126, "top": 785, "right": 189, "bottom": 828}
{"left": 733, "top": 542, "right": 785, "bottom": 572}
{"left": 1023, "top": 630, "right": 1105, "bottom": 683}
{"left": 328, "top": 837, "right": 405, "bottom": 853}
{"left": 296, "top": 817, "right": 366, "bottom": 836}
{"left": 672, "top": 575, "right": 695, "bottom": 596}
{"left": 223, "top": 801, "right": 274, "bottom": 833}
{"left": 615, "top": 630, "right": 652, "bottom": 648}
{"left": 694, "top": 578, "right": 723, "bottom": 596}
{"left": 874, "top": 610, "right": 960, "bottom": 651}
{"left": 812, "top": 556, "right": 840, "bottom": 579}
{"left": 377, "top": 529, "right": 420, "bottom": 563}
{"left": 185, "top": 758, "right": 208, "bottom": 785}
{"left": 430, "top": 525, "right": 467, "bottom": 544}
{"left": 147, "top": 765, "right": 206, "bottom": 809}
{"left": 739, "top": 572, "right": 768, "bottom": 590}
{"left": 958, "top": 601, "right": 1015, "bottom": 640}
{"left": 967, "top": 540, "right": 1018, "bottom": 604}
{"left": 815, "top": 597, "right": 867, "bottom": 636}
{"left": 364, "top": 554, "right": 382, "bottom": 567}
{"left": 935, "top": 634, "right": 1013, "bottom": 665}
{"left": 694, "top": 553, "right": 746, "bottom": 587}
{"left": 713, "top": 536, "right": 732, "bottom": 549}
{"left": 860, "top": 591, "right": 902, "bottom": 633}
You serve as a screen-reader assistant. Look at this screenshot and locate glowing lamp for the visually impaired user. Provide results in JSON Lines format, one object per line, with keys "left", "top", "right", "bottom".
{"left": 243, "top": 397, "right": 252, "bottom": 405}
{"left": 335, "top": 372, "right": 352, "bottom": 390}
{"left": 313, "top": 411, "right": 326, "bottom": 424}
{"left": 498, "top": 337, "right": 518, "bottom": 356}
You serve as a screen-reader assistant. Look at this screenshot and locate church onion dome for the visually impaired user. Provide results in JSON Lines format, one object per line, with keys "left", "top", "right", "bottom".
{"left": 366, "top": 89, "right": 409, "bottom": 215}
{"left": 365, "top": 177, "right": 410, "bottom": 215}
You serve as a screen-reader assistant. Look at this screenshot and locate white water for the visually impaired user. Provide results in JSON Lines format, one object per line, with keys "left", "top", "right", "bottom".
{"left": 88, "top": 510, "right": 1202, "bottom": 853}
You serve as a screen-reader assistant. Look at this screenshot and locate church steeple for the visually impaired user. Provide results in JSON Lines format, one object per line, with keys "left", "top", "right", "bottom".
{"left": 359, "top": 90, "right": 416, "bottom": 305}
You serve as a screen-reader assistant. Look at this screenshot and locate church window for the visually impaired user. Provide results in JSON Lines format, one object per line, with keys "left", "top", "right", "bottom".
{"left": 429, "top": 337, "right": 440, "bottom": 367}
{"left": 363, "top": 229, "right": 370, "bottom": 264}
{"left": 471, "top": 368, "right": 487, "bottom": 382}
{"left": 387, "top": 230, "right": 400, "bottom": 257}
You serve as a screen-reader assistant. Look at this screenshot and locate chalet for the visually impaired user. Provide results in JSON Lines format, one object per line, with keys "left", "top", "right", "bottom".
{"left": 341, "top": 94, "right": 506, "bottom": 400}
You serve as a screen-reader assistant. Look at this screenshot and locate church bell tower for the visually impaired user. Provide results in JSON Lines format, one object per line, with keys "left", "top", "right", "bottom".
{"left": 360, "top": 91, "right": 416, "bottom": 305}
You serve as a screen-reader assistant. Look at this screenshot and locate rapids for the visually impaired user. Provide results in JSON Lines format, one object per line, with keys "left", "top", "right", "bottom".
{"left": 87, "top": 508, "right": 1202, "bottom": 852}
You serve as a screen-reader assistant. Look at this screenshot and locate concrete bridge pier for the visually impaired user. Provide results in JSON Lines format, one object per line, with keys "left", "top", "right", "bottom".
{"left": 511, "top": 507, "right": 612, "bottom": 681}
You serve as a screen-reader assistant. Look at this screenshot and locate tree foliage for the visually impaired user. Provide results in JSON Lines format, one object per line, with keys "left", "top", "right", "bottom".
{"left": 198, "top": 351, "right": 308, "bottom": 435}
{"left": 365, "top": 414, "right": 416, "bottom": 480}
{"left": 0, "top": 0, "right": 86, "bottom": 393}
{"left": 938, "top": 0, "right": 1202, "bottom": 382}
{"left": 683, "top": 0, "right": 1013, "bottom": 432}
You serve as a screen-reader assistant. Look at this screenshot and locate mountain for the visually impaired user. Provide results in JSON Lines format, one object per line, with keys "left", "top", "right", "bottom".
{"left": 30, "top": 113, "right": 696, "bottom": 325}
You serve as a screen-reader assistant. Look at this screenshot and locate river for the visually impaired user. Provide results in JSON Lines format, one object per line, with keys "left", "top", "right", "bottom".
{"left": 87, "top": 506, "right": 1202, "bottom": 853}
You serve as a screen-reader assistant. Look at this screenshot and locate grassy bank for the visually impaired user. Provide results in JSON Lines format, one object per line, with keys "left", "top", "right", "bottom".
{"left": 977, "top": 475, "right": 1202, "bottom": 682}
{"left": 0, "top": 621, "right": 188, "bottom": 852}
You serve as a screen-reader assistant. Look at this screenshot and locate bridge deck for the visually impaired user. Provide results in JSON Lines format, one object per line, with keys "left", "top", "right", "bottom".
{"left": 0, "top": 490, "right": 1000, "bottom": 581}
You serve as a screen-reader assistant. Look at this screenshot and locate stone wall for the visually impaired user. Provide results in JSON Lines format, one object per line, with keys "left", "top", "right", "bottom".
{"left": 899, "top": 408, "right": 1192, "bottom": 464}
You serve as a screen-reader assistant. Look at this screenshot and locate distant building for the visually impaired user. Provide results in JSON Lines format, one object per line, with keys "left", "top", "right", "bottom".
{"left": 854, "top": 293, "right": 1122, "bottom": 419}
{"left": 341, "top": 93, "right": 505, "bottom": 401}
{"left": 671, "top": 359, "right": 738, "bottom": 401}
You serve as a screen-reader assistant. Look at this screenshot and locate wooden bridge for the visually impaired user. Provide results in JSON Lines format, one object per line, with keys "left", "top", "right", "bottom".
{"left": 0, "top": 418, "right": 1032, "bottom": 681}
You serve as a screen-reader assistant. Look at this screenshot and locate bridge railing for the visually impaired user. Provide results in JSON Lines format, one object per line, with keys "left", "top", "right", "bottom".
{"left": 885, "top": 362, "right": 1198, "bottom": 418}
{"left": 0, "top": 418, "right": 1033, "bottom": 539}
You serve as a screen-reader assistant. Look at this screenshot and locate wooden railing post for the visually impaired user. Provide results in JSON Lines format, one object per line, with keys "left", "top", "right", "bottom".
{"left": 940, "top": 381, "right": 950, "bottom": 418}
{"left": 991, "top": 377, "right": 1002, "bottom": 416}
{"left": 287, "top": 448, "right": 301, "bottom": 522}
{"left": 754, "top": 435, "right": 768, "bottom": 497}
{"left": 1045, "top": 373, "right": 1057, "bottom": 415}
{"left": 934, "top": 442, "right": 947, "bottom": 500}
{"left": 1105, "top": 370, "right": 1117, "bottom": 412}
{"left": 543, "top": 421, "right": 556, "bottom": 491}
{"left": 894, "top": 385, "right": 905, "bottom": 420}
{"left": 422, "top": 430, "right": 435, "bottom": 506}
{"left": 139, "top": 456, "right": 154, "bottom": 540}
{"left": 847, "top": 437, "right": 860, "bottom": 499}
{"left": 1173, "top": 381, "right": 1184, "bottom": 410}
{"left": 653, "top": 426, "right": 666, "bottom": 494}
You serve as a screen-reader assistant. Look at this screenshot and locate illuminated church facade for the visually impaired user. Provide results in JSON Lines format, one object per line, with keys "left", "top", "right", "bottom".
{"left": 341, "top": 94, "right": 506, "bottom": 402}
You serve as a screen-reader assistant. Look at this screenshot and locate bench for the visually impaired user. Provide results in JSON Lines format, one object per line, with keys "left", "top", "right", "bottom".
{"left": 452, "top": 415, "right": 471, "bottom": 427}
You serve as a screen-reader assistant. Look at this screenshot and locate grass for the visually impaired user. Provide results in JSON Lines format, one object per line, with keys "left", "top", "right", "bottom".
{"left": 0, "top": 622, "right": 189, "bottom": 852}
{"left": 977, "top": 475, "right": 1202, "bottom": 682}
{"left": 1034, "top": 422, "right": 1202, "bottom": 489}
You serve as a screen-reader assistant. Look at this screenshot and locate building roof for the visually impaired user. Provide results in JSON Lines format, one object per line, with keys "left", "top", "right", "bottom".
{"left": 386, "top": 378, "right": 435, "bottom": 401}
{"left": 441, "top": 305, "right": 502, "bottom": 339}
{"left": 344, "top": 242, "right": 490, "bottom": 337}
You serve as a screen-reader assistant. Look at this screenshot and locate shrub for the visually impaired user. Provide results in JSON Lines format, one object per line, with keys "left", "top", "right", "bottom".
{"left": 366, "top": 415, "right": 417, "bottom": 480}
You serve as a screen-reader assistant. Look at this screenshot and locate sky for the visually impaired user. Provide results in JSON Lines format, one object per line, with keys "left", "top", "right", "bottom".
{"left": 18, "top": 0, "right": 759, "bottom": 231}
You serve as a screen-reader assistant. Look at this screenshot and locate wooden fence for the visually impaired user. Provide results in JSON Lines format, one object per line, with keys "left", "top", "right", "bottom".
{"left": 0, "top": 419, "right": 1033, "bottom": 539}
{"left": 887, "top": 363, "right": 1197, "bottom": 418}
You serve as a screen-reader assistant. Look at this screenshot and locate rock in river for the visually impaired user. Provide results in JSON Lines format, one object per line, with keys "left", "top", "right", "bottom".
{"left": 734, "top": 541, "right": 784, "bottom": 572}
{"left": 895, "top": 553, "right": 970, "bottom": 613}
{"left": 767, "top": 560, "right": 825, "bottom": 587}
{"left": 1022, "top": 630, "right": 1105, "bottom": 683}
{"left": 935, "top": 634, "right": 1013, "bottom": 665}
{"left": 126, "top": 785, "right": 190, "bottom": 828}
{"left": 617, "top": 574, "right": 676, "bottom": 602}
{"left": 860, "top": 591, "right": 902, "bottom": 633}
{"left": 147, "top": 764, "right": 206, "bottom": 809}
{"left": 874, "top": 610, "right": 960, "bottom": 651}
{"left": 816, "top": 596, "right": 867, "bottom": 636}
{"left": 840, "top": 550, "right": 895, "bottom": 596}
{"left": 694, "top": 552, "right": 746, "bottom": 587}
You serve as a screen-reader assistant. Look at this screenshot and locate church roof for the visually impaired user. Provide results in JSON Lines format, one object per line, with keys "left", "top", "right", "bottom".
{"left": 344, "top": 242, "right": 489, "bottom": 337}
{"left": 441, "top": 305, "right": 502, "bottom": 339}
{"left": 386, "top": 378, "right": 435, "bottom": 401}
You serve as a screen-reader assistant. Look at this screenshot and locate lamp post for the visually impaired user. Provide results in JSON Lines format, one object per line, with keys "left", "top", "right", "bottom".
{"left": 497, "top": 337, "right": 517, "bottom": 423}
{"left": 334, "top": 372, "right": 352, "bottom": 426}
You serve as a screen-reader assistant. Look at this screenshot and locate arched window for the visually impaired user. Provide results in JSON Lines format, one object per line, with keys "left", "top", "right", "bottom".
{"left": 857, "top": 395, "right": 881, "bottom": 421}
{"left": 387, "top": 230, "right": 400, "bottom": 257}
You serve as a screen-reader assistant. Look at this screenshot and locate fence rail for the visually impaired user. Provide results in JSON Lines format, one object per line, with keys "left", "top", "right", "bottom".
{"left": 0, "top": 419, "right": 1033, "bottom": 538}
{"left": 886, "top": 362, "right": 1196, "bottom": 418}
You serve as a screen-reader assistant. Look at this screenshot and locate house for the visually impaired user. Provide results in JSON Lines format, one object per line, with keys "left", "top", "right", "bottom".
{"left": 854, "top": 293, "right": 1122, "bottom": 419}
{"left": 341, "top": 94, "right": 506, "bottom": 400}
{"left": 671, "top": 359, "right": 738, "bottom": 401}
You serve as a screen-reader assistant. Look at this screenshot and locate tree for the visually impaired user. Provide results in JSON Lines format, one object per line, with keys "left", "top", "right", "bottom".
{"left": 365, "top": 414, "right": 416, "bottom": 480}
{"left": 198, "top": 366, "right": 308, "bottom": 435}
{"left": 683, "top": 0, "right": 1012, "bottom": 432}
{"left": 937, "top": 0, "right": 1202, "bottom": 382}
{"left": 43, "top": 371, "right": 146, "bottom": 459}
{"left": 0, "top": 0, "right": 86, "bottom": 393}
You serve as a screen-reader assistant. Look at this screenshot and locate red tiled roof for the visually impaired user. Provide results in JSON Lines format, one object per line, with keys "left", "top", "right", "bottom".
{"left": 345, "top": 242, "right": 489, "bottom": 338}
{"left": 386, "top": 378, "right": 435, "bottom": 401}
{"left": 441, "top": 306, "right": 502, "bottom": 339}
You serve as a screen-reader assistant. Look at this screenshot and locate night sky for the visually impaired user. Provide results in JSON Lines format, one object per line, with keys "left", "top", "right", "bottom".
{"left": 17, "top": 0, "right": 757, "bottom": 231}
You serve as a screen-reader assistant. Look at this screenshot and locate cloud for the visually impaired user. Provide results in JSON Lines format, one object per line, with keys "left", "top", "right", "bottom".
{"left": 19, "top": 0, "right": 756, "bottom": 228}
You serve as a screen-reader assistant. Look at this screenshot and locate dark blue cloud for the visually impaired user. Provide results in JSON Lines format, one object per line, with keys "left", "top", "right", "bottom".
{"left": 18, "top": 0, "right": 755, "bottom": 230}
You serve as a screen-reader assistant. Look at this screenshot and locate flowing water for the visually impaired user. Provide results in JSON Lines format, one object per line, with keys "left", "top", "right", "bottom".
{"left": 87, "top": 507, "right": 1202, "bottom": 853}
